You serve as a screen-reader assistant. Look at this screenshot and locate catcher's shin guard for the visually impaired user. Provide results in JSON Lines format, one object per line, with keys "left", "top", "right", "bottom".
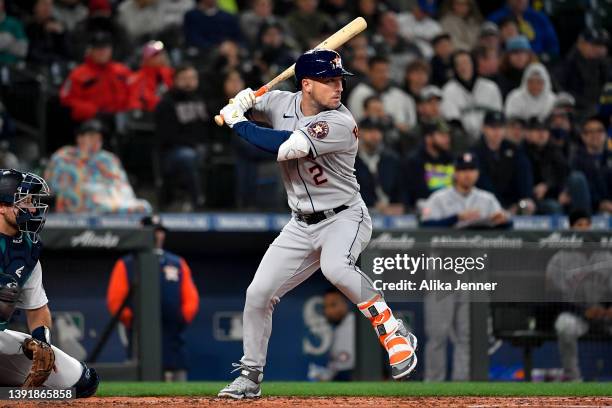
{"left": 358, "top": 295, "right": 417, "bottom": 379}
{"left": 74, "top": 363, "right": 99, "bottom": 398}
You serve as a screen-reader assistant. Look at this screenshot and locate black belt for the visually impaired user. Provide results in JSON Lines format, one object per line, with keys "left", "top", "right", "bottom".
{"left": 295, "top": 205, "right": 348, "bottom": 225}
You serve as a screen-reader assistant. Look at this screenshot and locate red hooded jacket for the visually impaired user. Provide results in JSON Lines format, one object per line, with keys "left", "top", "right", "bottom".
{"left": 127, "top": 65, "right": 174, "bottom": 112}
{"left": 60, "top": 56, "right": 132, "bottom": 121}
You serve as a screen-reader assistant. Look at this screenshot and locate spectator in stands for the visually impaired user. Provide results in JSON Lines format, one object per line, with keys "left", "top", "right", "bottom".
{"left": 421, "top": 152, "right": 509, "bottom": 228}
{"left": 348, "top": 56, "right": 416, "bottom": 133}
{"left": 341, "top": 34, "right": 369, "bottom": 99}
{"left": 53, "top": 0, "right": 87, "bottom": 32}
{"left": 498, "top": 35, "right": 536, "bottom": 98}
{"left": 154, "top": 64, "right": 208, "bottom": 210}
{"left": 361, "top": 95, "right": 398, "bottom": 149}
{"left": 549, "top": 95, "right": 579, "bottom": 158}
{"left": 128, "top": 41, "right": 174, "bottom": 112}
{"left": 547, "top": 210, "right": 612, "bottom": 381}
{"left": 477, "top": 21, "right": 500, "bottom": 51}
{"left": 497, "top": 15, "right": 520, "bottom": 48}
{"left": 524, "top": 118, "right": 569, "bottom": 214}
{"left": 107, "top": 215, "right": 199, "bottom": 382}
{"left": 403, "top": 120, "right": 454, "bottom": 212}
{"left": 420, "top": 153, "right": 508, "bottom": 383}
{"left": 416, "top": 86, "right": 443, "bottom": 125}
{"left": 44, "top": 119, "right": 151, "bottom": 213}
{"left": 159, "top": 0, "right": 195, "bottom": 31}
{"left": 307, "top": 288, "right": 355, "bottom": 381}
{"left": 60, "top": 31, "right": 131, "bottom": 123}
{"left": 253, "top": 22, "right": 298, "bottom": 85}
{"left": 344, "top": 33, "right": 369, "bottom": 77}
{"left": 117, "top": 0, "right": 163, "bottom": 47}
{"left": 474, "top": 45, "right": 501, "bottom": 85}
{"left": 488, "top": 0, "right": 560, "bottom": 60}
{"left": 441, "top": 50, "right": 502, "bottom": 141}
{"left": 321, "top": 0, "right": 353, "bottom": 30}
{"left": 354, "top": 119, "right": 404, "bottom": 215}
{"left": 371, "top": 10, "right": 423, "bottom": 84}
{"left": 505, "top": 62, "right": 556, "bottom": 122}
{"left": 407, "top": 85, "right": 469, "bottom": 155}
{"left": 0, "top": 0, "right": 28, "bottom": 64}
{"left": 504, "top": 116, "right": 525, "bottom": 147}
{"left": 555, "top": 28, "right": 610, "bottom": 120}
{"left": 571, "top": 116, "right": 612, "bottom": 214}
{"left": 240, "top": 0, "right": 277, "bottom": 46}
{"left": 397, "top": 0, "right": 442, "bottom": 59}
{"left": 284, "top": 0, "right": 334, "bottom": 50}
{"left": 71, "top": 0, "right": 130, "bottom": 61}
{"left": 184, "top": 0, "right": 242, "bottom": 51}
{"left": 403, "top": 59, "right": 430, "bottom": 102}
{"left": 357, "top": 0, "right": 380, "bottom": 37}
{"left": 26, "top": 0, "right": 72, "bottom": 66}
{"left": 439, "top": 0, "right": 483, "bottom": 52}
{"left": 430, "top": 33, "right": 454, "bottom": 88}
{"left": 472, "top": 111, "right": 535, "bottom": 214}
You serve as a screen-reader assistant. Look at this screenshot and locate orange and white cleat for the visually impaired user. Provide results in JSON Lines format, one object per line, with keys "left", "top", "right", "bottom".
{"left": 358, "top": 295, "right": 418, "bottom": 380}
{"left": 385, "top": 319, "right": 418, "bottom": 380}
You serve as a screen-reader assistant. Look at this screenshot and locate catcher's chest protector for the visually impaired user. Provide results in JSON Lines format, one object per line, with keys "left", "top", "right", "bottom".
{"left": 0, "top": 234, "right": 42, "bottom": 329}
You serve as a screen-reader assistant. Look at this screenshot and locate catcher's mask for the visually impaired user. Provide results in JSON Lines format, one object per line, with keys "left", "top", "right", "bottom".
{"left": 0, "top": 169, "right": 50, "bottom": 243}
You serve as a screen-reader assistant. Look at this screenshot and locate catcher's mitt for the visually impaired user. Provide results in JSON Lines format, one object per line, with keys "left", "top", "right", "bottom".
{"left": 22, "top": 338, "right": 55, "bottom": 387}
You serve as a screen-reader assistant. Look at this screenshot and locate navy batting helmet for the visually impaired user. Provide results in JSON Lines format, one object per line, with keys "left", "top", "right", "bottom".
{"left": 295, "top": 49, "right": 353, "bottom": 87}
{"left": 0, "top": 169, "right": 50, "bottom": 243}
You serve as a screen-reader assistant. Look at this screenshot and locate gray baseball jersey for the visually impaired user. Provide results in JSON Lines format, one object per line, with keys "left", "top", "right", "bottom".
{"left": 421, "top": 186, "right": 502, "bottom": 221}
{"left": 253, "top": 90, "right": 360, "bottom": 213}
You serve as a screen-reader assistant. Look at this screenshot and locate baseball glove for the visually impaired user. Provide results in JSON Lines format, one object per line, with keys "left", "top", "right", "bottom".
{"left": 22, "top": 337, "right": 55, "bottom": 387}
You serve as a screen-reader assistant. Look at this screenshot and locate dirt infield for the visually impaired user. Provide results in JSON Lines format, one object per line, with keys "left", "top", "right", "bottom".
{"left": 3, "top": 396, "right": 612, "bottom": 407}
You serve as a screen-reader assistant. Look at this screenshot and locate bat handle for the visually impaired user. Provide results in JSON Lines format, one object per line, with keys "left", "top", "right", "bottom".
{"left": 214, "top": 85, "right": 269, "bottom": 127}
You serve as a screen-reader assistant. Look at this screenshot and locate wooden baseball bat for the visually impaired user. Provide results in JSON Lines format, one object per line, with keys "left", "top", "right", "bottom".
{"left": 214, "top": 16, "right": 367, "bottom": 126}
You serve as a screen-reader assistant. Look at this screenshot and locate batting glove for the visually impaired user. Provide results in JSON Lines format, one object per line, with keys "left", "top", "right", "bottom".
{"left": 233, "top": 88, "right": 257, "bottom": 113}
{"left": 220, "top": 102, "right": 247, "bottom": 128}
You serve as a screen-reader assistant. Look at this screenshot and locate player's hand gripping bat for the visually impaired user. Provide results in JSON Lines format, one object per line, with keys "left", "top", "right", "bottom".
{"left": 214, "top": 16, "right": 368, "bottom": 126}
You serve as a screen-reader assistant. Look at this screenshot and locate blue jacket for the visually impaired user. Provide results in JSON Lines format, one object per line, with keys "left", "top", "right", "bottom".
{"left": 488, "top": 6, "right": 559, "bottom": 57}
{"left": 354, "top": 149, "right": 404, "bottom": 207}
{"left": 183, "top": 8, "right": 242, "bottom": 50}
{"left": 570, "top": 146, "right": 612, "bottom": 212}
{"left": 472, "top": 138, "right": 534, "bottom": 208}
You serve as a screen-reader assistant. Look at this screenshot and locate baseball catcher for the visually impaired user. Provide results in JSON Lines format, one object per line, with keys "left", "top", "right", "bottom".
{"left": 0, "top": 169, "right": 99, "bottom": 396}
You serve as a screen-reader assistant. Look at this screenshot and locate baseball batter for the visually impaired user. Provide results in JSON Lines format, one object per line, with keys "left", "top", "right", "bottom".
{"left": 218, "top": 49, "right": 418, "bottom": 399}
{"left": 0, "top": 169, "right": 98, "bottom": 396}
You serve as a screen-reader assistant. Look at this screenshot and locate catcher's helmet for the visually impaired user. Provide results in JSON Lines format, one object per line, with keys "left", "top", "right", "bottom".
{"left": 295, "top": 49, "right": 353, "bottom": 87}
{"left": 0, "top": 169, "right": 50, "bottom": 243}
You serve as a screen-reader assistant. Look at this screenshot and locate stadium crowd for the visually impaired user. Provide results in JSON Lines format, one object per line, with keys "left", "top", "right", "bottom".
{"left": 0, "top": 0, "right": 610, "bottom": 217}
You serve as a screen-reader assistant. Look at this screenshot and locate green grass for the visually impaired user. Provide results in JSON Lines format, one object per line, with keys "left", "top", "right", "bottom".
{"left": 97, "top": 382, "right": 612, "bottom": 397}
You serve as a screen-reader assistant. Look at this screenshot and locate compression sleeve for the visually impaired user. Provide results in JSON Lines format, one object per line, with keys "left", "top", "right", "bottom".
{"left": 233, "top": 121, "right": 292, "bottom": 154}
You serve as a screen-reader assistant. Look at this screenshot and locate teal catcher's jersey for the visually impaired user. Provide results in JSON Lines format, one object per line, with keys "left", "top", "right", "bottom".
{"left": 0, "top": 233, "right": 47, "bottom": 330}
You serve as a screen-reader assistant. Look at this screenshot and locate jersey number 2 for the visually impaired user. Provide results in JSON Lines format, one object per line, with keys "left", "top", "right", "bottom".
{"left": 307, "top": 162, "right": 328, "bottom": 185}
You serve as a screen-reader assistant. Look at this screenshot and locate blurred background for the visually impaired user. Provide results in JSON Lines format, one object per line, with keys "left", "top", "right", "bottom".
{"left": 1, "top": 0, "right": 612, "bottom": 383}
